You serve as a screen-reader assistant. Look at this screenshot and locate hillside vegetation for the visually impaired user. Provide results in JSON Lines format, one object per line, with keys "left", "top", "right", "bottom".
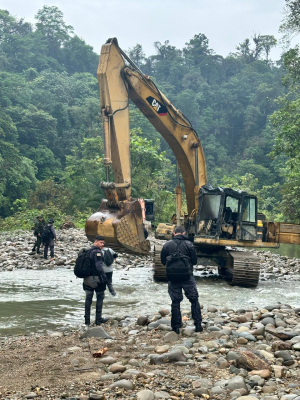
{"left": 1, "top": 3, "right": 300, "bottom": 229}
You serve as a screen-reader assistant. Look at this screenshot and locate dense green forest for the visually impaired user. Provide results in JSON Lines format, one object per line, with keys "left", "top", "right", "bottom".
{"left": 1, "top": 1, "right": 300, "bottom": 229}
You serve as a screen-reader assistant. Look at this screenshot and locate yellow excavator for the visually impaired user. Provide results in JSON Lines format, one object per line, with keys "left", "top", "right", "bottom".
{"left": 85, "top": 38, "right": 300, "bottom": 287}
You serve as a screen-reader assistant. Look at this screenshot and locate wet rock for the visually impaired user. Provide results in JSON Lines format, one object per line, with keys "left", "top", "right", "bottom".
{"left": 272, "top": 341, "right": 292, "bottom": 351}
{"left": 158, "top": 309, "right": 169, "bottom": 316}
{"left": 293, "top": 342, "right": 300, "bottom": 351}
{"left": 155, "top": 345, "right": 170, "bottom": 354}
{"left": 261, "top": 317, "right": 276, "bottom": 326}
{"left": 137, "top": 389, "right": 155, "bottom": 400}
{"left": 272, "top": 365, "right": 286, "bottom": 378}
{"left": 237, "top": 337, "right": 249, "bottom": 344}
{"left": 248, "top": 369, "right": 271, "bottom": 378}
{"left": 80, "top": 326, "right": 113, "bottom": 339}
{"left": 211, "top": 386, "right": 224, "bottom": 394}
{"left": 25, "top": 393, "right": 37, "bottom": 399}
{"left": 137, "top": 316, "right": 149, "bottom": 326}
{"left": 153, "top": 392, "right": 170, "bottom": 399}
{"left": 227, "top": 376, "right": 247, "bottom": 391}
{"left": 108, "top": 363, "right": 127, "bottom": 373}
{"left": 98, "top": 356, "right": 117, "bottom": 364}
{"left": 216, "top": 357, "right": 229, "bottom": 368}
{"left": 262, "top": 386, "right": 277, "bottom": 394}
{"left": 164, "top": 331, "right": 178, "bottom": 343}
{"left": 89, "top": 394, "right": 104, "bottom": 400}
{"left": 207, "top": 306, "right": 218, "bottom": 312}
{"left": 274, "top": 350, "right": 292, "bottom": 361}
{"left": 236, "top": 350, "right": 270, "bottom": 371}
{"left": 248, "top": 374, "right": 265, "bottom": 387}
{"left": 192, "top": 388, "right": 209, "bottom": 396}
{"left": 109, "top": 379, "right": 135, "bottom": 390}
{"left": 148, "top": 318, "right": 171, "bottom": 330}
{"left": 236, "top": 331, "right": 257, "bottom": 342}
{"left": 227, "top": 351, "right": 240, "bottom": 362}
{"left": 149, "top": 349, "right": 186, "bottom": 364}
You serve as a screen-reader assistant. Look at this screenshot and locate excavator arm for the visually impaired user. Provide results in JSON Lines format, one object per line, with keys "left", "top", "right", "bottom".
{"left": 85, "top": 38, "right": 206, "bottom": 253}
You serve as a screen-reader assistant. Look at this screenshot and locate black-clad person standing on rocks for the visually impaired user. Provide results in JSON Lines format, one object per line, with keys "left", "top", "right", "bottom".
{"left": 83, "top": 235, "right": 109, "bottom": 326}
{"left": 161, "top": 225, "right": 203, "bottom": 334}
{"left": 43, "top": 219, "right": 56, "bottom": 260}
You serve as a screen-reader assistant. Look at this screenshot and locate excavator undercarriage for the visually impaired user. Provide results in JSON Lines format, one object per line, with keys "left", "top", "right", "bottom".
{"left": 153, "top": 244, "right": 261, "bottom": 287}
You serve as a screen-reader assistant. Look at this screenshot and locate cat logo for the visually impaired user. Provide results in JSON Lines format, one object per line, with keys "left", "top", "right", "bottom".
{"left": 146, "top": 96, "right": 167, "bottom": 116}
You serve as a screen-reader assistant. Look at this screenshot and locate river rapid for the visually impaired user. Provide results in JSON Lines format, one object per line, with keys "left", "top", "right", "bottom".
{"left": 1, "top": 263, "right": 299, "bottom": 337}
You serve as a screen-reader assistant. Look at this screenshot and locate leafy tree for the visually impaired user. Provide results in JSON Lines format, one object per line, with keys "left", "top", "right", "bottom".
{"left": 183, "top": 33, "right": 212, "bottom": 67}
{"left": 35, "top": 6, "right": 73, "bottom": 59}
{"left": 62, "top": 35, "right": 99, "bottom": 75}
{"left": 127, "top": 44, "right": 146, "bottom": 68}
{"left": 280, "top": 0, "right": 300, "bottom": 44}
{"left": 0, "top": 141, "right": 36, "bottom": 216}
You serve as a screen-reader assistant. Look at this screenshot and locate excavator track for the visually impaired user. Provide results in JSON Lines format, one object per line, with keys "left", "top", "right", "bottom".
{"left": 226, "top": 251, "right": 260, "bottom": 287}
{"left": 153, "top": 245, "right": 260, "bottom": 286}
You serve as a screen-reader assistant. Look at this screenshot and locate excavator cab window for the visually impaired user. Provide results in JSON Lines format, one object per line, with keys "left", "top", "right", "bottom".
{"left": 225, "top": 196, "right": 239, "bottom": 222}
{"left": 145, "top": 199, "right": 155, "bottom": 221}
{"left": 197, "top": 194, "right": 221, "bottom": 237}
{"left": 242, "top": 197, "right": 256, "bottom": 222}
{"left": 199, "top": 194, "right": 221, "bottom": 220}
{"left": 238, "top": 195, "right": 257, "bottom": 241}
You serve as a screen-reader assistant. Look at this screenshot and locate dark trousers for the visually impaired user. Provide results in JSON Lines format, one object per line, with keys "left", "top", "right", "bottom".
{"left": 83, "top": 283, "right": 105, "bottom": 325}
{"left": 33, "top": 236, "right": 42, "bottom": 252}
{"left": 44, "top": 241, "right": 54, "bottom": 259}
{"left": 105, "top": 271, "right": 115, "bottom": 294}
{"left": 168, "top": 275, "right": 202, "bottom": 330}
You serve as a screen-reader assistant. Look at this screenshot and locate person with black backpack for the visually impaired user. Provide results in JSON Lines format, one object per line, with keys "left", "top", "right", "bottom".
{"left": 42, "top": 219, "right": 56, "bottom": 260}
{"left": 76, "top": 235, "right": 109, "bottom": 326}
{"left": 161, "top": 225, "right": 203, "bottom": 334}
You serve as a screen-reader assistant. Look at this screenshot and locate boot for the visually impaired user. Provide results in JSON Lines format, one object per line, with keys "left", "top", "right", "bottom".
{"left": 195, "top": 323, "right": 203, "bottom": 332}
{"left": 95, "top": 317, "right": 109, "bottom": 325}
{"left": 172, "top": 327, "right": 180, "bottom": 334}
{"left": 84, "top": 315, "right": 90, "bottom": 326}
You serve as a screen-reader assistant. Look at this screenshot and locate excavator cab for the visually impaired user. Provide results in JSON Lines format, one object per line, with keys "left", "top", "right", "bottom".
{"left": 196, "top": 185, "right": 257, "bottom": 242}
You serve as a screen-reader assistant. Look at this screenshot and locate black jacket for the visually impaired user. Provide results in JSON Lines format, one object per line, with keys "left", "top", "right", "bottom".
{"left": 160, "top": 234, "right": 197, "bottom": 266}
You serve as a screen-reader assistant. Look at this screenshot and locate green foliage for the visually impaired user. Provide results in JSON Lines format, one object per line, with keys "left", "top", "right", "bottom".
{"left": 0, "top": 4, "right": 298, "bottom": 228}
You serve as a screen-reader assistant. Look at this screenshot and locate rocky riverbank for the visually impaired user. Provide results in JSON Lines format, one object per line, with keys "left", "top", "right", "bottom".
{"left": 0, "top": 229, "right": 153, "bottom": 272}
{"left": 1, "top": 304, "right": 300, "bottom": 399}
{"left": 1, "top": 229, "right": 300, "bottom": 283}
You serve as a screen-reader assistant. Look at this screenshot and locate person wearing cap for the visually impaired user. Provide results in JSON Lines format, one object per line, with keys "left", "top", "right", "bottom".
{"left": 161, "top": 226, "right": 203, "bottom": 334}
{"left": 43, "top": 219, "right": 57, "bottom": 260}
{"left": 32, "top": 215, "right": 45, "bottom": 254}
{"left": 83, "top": 235, "right": 109, "bottom": 326}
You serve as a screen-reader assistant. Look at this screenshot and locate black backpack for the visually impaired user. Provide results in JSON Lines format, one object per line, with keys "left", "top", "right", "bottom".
{"left": 74, "top": 248, "right": 93, "bottom": 278}
{"left": 102, "top": 249, "right": 114, "bottom": 266}
{"left": 166, "top": 242, "right": 192, "bottom": 282}
{"left": 42, "top": 225, "right": 53, "bottom": 243}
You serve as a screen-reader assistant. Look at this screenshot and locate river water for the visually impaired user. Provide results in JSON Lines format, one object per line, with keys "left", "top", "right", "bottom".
{"left": 1, "top": 260, "right": 300, "bottom": 337}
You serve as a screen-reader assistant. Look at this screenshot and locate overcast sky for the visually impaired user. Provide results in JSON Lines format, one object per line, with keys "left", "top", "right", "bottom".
{"left": 2, "top": 0, "right": 296, "bottom": 60}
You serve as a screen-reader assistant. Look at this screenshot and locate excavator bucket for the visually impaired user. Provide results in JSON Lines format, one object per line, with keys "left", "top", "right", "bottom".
{"left": 85, "top": 199, "right": 150, "bottom": 255}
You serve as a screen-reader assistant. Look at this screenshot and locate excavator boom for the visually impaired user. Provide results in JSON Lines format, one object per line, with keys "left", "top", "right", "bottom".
{"left": 85, "top": 38, "right": 206, "bottom": 253}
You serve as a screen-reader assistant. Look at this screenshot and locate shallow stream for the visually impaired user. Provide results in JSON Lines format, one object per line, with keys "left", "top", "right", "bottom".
{"left": 0, "top": 260, "right": 299, "bottom": 337}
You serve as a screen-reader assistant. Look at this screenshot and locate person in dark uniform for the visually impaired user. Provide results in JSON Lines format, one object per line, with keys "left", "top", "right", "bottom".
{"left": 83, "top": 235, "right": 109, "bottom": 326}
{"left": 143, "top": 224, "right": 148, "bottom": 239}
{"left": 161, "top": 226, "right": 203, "bottom": 334}
{"left": 32, "top": 215, "right": 45, "bottom": 254}
{"left": 43, "top": 219, "right": 56, "bottom": 260}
